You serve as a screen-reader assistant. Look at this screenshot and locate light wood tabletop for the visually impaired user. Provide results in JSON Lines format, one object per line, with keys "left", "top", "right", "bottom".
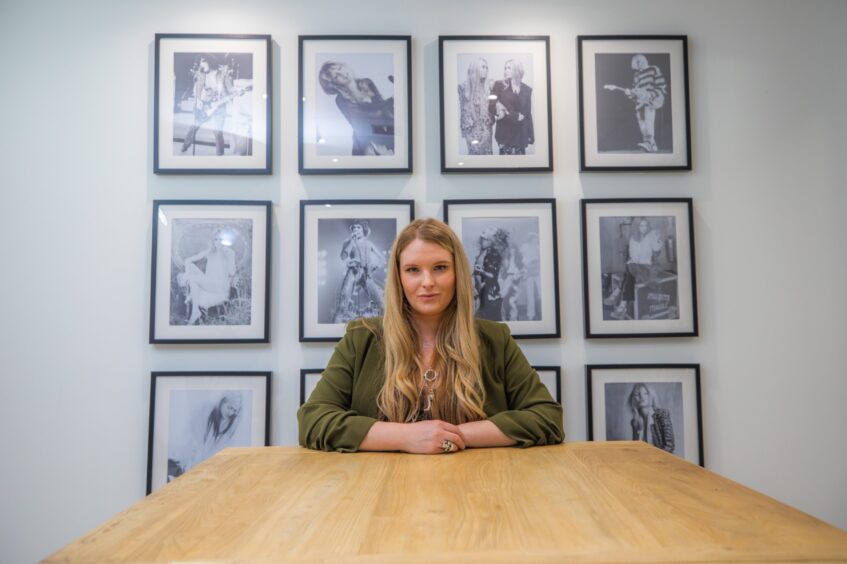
{"left": 45, "top": 442, "right": 847, "bottom": 563}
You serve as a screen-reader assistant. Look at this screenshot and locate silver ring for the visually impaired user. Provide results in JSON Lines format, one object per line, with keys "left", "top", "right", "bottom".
{"left": 442, "top": 439, "right": 456, "bottom": 453}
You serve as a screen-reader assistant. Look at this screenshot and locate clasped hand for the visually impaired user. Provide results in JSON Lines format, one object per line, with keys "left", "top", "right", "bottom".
{"left": 401, "top": 420, "right": 466, "bottom": 454}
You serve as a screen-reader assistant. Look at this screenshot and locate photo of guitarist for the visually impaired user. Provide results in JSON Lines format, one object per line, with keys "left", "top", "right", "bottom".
{"left": 602, "top": 54, "right": 667, "bottom": 153}
{"left": 179, "top": 54, "right": 252, "bottom": 156}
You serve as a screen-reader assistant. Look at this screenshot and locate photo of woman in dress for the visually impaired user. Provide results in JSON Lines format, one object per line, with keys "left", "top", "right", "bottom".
{"left": 458, "top": 57, "right": 495, "bottom": 155}
{"left": 317, "top": 59, "right": 395, "bottom": 156}
{"left": 332, "top": 220, "right": 387, "bottom": 323}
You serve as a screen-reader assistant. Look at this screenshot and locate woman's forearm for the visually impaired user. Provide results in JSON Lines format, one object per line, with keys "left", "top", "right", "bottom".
{"left": 458, "top": 420, "right": 516, "bottom": 448}
{"left": 358, "top": 421, "right": 404, "bottom": 451}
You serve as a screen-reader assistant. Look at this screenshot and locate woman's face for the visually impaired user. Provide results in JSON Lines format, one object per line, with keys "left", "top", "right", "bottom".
{"left": 478, "top": 59, "right": 488, "bottom": 79}
{"left": 633, "top": 385, "right": 651, "bottom": 408}
{"left": 221, "top": 399, "right": 240, "bottom": 419}
{"left": 638, "top": 220, "right": 650, "bottom": 235}
{"left": 504, "top": 62, "right": 513, "bottom": 79}
{"left": 399, "top": 239, "right": 456, "bottom": 322}
{"left": 328, "top": 64, "right": 353, "bottom": 86}
{"left": 480, "top": 235, "right": 492, "bottom": 249}
{"left": 351, "top": 224, "right": 365, "bottom": 238}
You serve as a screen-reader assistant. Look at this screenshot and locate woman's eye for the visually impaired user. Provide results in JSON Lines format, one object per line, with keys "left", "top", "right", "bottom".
{"left": 405, "top": 267, "right": 418, "bottom": 273}
{"left": 434, "top": 264, "right": 448, "bottom": 271}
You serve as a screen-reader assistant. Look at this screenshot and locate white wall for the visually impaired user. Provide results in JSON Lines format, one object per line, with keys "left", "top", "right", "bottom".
{"left": 1, "top": 0, "right": 845, "bottom": 561}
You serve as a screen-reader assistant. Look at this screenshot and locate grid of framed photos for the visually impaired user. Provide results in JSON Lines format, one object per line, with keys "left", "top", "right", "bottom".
{"left": 444, "top": 199, "right": 561, "bottom": 338}
{"left": 299, "top": 35, "right": 412, "bottom": 174}
{"left": 299, "top": 200, "right": 415, "bottom": 341}
{"left": 586, "top": 364, "right": 703, "bottom": 466}
{"left": 145, "top": 29, "right": 702, "bottom": 474}
{"left": 439, "top": 35, "right": 553, "bottom": 173}
{"left": 577, "top": 35, "right": 691, "bottom": 171}
{"left": 154, "top": 34, "right": 272, "bottom": 174}
{"left": 147, "top": 371, "right": 271, "bottom": 494}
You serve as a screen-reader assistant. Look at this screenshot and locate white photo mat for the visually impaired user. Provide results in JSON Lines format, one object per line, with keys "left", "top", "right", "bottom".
{"left": 149, "top": 373, "right": 268, "bottom": 493}
{"left": 301, "top": 38, "right": 409, "bottom": 170}
{"left": 441, "top": 38, "right": 551, "bottom": 170}
{"left": 153, "top": 203, "right": 269, "bottom": 341}
{"left": 588, "top": 366, "right": 701, "bottom": 465}
{"left": 446, "top": 200, "right": 559, "bottom": 337}
{"left": 580, "top": 38, "right": 688, "bottom": 168}
{"left": 301, "top": 202, "right": 413, "bottom": 341}
{"left": 156, "top": 36, "right": 269, "bottom": 171}
{"left": 583, "top": 200, "right": 694, "bottom": 336}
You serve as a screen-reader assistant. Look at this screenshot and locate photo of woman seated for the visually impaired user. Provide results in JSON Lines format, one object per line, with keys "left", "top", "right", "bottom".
{"left": 298, "top": 218, "right": 564, "bottom": 454}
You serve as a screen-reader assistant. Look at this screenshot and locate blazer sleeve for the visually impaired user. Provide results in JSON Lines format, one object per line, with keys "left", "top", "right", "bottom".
{"left": 487, "top": 324, "right": 565, "bottom": 447}
{"left": 297, "top": 326, "right": 379, "bottom": 452}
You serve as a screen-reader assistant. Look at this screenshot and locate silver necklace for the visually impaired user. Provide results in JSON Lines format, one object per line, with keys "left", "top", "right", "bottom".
{"left": 421, "top": 368, "right": 438, "bottom": 413}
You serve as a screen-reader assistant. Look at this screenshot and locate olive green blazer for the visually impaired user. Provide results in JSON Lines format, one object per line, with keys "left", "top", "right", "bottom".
{"left": 298, "top": 318, "right": 564, "bottom": 452}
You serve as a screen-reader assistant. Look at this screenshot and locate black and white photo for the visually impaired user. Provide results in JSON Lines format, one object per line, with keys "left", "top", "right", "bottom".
{"left": 150, "top": 201, "right": 271, "bottom": 343}
{"left": 300, "top": 200, "right": 414, "bottom": 341}
{"left": 154, "top": 34, "right": 271, "bottom": 174}
{"left": 445, "top": 199, "right": 560, "bottom": 338}
{"left": 147, "top": 371, "right": 270, "bottom": 494}
{"left": 578, "top": 36, "right": 690, "bottom": 171}
{"left": 581, "top": 199, "right": 697, "bottom": 338}
{"left": 586, "top": 364, "right": 703, "bottom": 466}
{"left": 299, "top": 36, "right": 411, "bottom": 173}
{"left": 440, "top": 36, "right": 552, "bottom": 172}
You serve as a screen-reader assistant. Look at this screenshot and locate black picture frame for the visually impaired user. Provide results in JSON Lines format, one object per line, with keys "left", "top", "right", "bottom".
{"left": 299, "top": 35, "right": 413, "bottom": 174}
{"left": 146, "top": 371, "right": 271, "bottom": 494}
{"left": 577, "top": 35, "right": 691, "bottom": 171}
{"left": 580, "top": 198, "right": 698, "bottom": 338}
{"left": 154, "top": 33, "right": 272, "bottom": 174}
{"left": 533, "top": 365, "right": 561, "bottom": 404}
{"left": 439, "top": 35, "right": 553, "bottom": 173}
{"left": 299, "top": 199, "right": 415, "bottom": 342}
{"left": 586, "top": 364, "right": 704, "bottom": 466}
{"left": 444, "top": 198, "right": 561, "bottom": 338}
{"left": 150, "top": 200, "right": 272, "bottom": 344}
{"left": 300, "top": 369, "right": 323, "bottom": 405}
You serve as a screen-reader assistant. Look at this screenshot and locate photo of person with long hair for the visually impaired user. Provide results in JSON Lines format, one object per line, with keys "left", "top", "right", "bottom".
{"left": 457, "top": 57, "right": 495, "bottom": 155}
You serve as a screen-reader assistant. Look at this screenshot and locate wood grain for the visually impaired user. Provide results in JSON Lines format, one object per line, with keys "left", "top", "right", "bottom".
{"left": 44, "top": 442, "right": 847, "bottom": 562}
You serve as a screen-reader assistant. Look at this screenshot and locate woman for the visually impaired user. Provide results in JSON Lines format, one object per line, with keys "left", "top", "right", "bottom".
{"left": 178, "top": 229, "right": 237, "bottom": 325}
{"left": 612, "top": 218, "right": 664, "bottom": 320}
{"left": 318, "top": 61, "right": 395, "bottom": 156}
{"left": 298, "top": 218, "right": 563, "bottom": 454}
{"left": 458, "top": 57, "right": 495, "bottom": 155}
{"left": 491, "top": 59, "right": 534, "bottom": 155}
{"left": 472, "top": 227, "right": 506, "bottom": 321}
{"left": 332, "top": 220, "right": 387, "bottom": 323}
{"left": 629, "top": 384, "right": 675, "bottom": 453}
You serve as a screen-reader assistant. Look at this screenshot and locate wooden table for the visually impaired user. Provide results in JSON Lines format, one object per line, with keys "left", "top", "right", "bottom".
{"left": 46, "top": 442, "right": 847, "bottom": 562}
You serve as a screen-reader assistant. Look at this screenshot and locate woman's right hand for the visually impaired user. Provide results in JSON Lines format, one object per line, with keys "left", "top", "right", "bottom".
{"left": 400, "top": 420, "right": 466, "bottom": 454}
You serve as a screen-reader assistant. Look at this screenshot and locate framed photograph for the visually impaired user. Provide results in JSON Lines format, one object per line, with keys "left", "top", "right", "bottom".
{"left": 150, "top": 200, "right": 271, "bottom": 344}
{"left": 439, "top": 35, "right": 553, "bottom": 173}
{"left": 445, "top": 199, "right": 560, "bottom": 338}
{"left": 154, "top": 33, "right": 272, "bottom": 174}
{"left": 578, "top": 35, "right": 691, "bottom": 171}
{"left": 586, "top": 364, "right": 703, "bottom": 466}
{"left": 299, "top": 35, "right": 412, "bottom": 174}
{"left": 300, "top": 200, "right": 414, "bottom": 341}
{"left": 534, "top": 366, "right": 561, "bottom": 404}
{"left": 147, "top": 371, "right": 271, "bottom": 494}
{"left": 300, "top": 369, "right": 323, "bottom": 405}
{"left": 581, "top": 198, "right": 698, "bottom": 338}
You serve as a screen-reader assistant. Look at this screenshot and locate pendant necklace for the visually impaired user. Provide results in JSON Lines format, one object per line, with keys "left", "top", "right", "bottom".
{"left": 421, "top": 368, "right": 438, "bottom": 413}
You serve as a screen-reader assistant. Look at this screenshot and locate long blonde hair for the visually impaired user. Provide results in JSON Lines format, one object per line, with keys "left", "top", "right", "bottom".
{"left": 374, "top": 218, "right": 486, "bottom": 424}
